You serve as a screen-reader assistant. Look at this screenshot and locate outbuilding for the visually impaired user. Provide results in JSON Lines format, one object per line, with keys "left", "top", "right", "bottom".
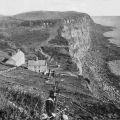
{"left": 6, "top": 49, "right": 25, "bottom": 67}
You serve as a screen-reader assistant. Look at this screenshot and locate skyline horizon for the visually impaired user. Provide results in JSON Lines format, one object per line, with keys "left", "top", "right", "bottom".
{"left": 0, "top": 0, "right": 120, "bottom": 16}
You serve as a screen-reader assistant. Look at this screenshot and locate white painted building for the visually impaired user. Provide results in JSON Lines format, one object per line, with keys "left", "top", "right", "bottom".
{"left": 28, "top": 59, "right": 48, "bottom": 73}
{"left": 6, "top": 49, "right": 25, "bottom": 67}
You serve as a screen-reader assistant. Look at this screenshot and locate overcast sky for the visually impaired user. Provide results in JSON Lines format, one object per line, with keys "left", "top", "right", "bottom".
{"left": 0, "top": 0, "right": 119, "bottom": 16}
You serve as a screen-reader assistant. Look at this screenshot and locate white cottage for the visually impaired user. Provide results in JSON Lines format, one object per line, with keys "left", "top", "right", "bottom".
{"left": 28, "top": 59, "right": 48, "bottom": 73}
{"left": 6, "top": 49, "right": 25, "bottom": 67}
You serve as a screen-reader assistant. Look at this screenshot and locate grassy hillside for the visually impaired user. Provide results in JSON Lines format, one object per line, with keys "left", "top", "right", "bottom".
{"left": 13, "top": 11, "right": 81, "bottom": 20}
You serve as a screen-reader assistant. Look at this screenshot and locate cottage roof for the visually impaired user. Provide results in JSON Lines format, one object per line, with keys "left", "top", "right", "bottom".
{"left": 6, "top": 50, "right": 25, "bottom": 67}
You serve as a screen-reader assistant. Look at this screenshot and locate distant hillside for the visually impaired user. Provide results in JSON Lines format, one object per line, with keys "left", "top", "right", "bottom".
{"left": 13, "top": 11, "right": 81, "bottom": 20}
{"left": 0, "top": 15, "right": 22, "bottom": 29}
{"left": 0, "top": 15, "right": 20, "bottom": 21}
{"left": 0, "top": 15, "right": 6, "bottom": 19}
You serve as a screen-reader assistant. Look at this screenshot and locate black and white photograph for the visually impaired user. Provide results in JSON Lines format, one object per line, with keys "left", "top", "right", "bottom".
{"left": 0, "top": 0, "right": 120, "bottom": 119}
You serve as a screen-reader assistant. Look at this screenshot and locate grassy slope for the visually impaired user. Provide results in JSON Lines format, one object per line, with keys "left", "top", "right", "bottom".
{"left": 1, "top": 64, "right": 120, "bottom": 119}
{"left": 13, "top": 11, "right": 81, "bottom": 20}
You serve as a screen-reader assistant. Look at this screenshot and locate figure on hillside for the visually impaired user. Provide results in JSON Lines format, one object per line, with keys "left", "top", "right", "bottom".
{"left": 41, "top": 89, "right": 68, "bottom": 120}
{"left": 45, "top": 90, "right": 56, "bottom": 119}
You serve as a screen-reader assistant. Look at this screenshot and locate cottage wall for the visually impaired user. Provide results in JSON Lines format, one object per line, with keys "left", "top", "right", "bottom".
{"left": 28, "top": 60, "right": 48, "bottom": 73}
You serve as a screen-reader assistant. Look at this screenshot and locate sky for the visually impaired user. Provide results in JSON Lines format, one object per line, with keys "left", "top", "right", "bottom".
{"left": 0, "top": 0, "right": 119, "bottom": 16}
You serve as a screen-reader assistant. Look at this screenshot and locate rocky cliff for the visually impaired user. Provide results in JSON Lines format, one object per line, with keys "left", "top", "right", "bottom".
{"left": 61, "top": 14, "right": 92, "bottom": 75}
{"left": 58, "top": 13, "right": 120, "bottom": 104}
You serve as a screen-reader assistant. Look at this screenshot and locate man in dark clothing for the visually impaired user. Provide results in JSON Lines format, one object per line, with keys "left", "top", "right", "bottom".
{"left": 45, "top": 90, "right": 56, "bottom": 119}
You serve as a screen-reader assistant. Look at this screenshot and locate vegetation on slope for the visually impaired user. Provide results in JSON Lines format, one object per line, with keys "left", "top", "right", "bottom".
{"left": 0, "top": 81, "right": 43, "bottom": 120}
{"left": 41, "top": 46, "right": 78, "bottom": 72}
{"left": 48, "top": 35, "right": 68, "bottom": 46}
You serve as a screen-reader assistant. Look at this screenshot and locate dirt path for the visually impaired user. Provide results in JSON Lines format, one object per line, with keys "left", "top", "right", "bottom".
{"left": 39, "top": 47, "right": 50, "bottom": 59}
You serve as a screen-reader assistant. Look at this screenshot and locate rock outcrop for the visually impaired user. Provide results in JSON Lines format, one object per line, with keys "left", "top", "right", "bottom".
{"left": 59, "top": 13, "right": 120, "bottom": 104}
{"left": 61, "top": 14, "right": 92, "bottom": 75}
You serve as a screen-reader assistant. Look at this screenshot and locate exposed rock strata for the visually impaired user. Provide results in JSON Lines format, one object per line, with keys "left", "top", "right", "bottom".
{"left": 60, "top": 14, "right": 120, "bottom": 103}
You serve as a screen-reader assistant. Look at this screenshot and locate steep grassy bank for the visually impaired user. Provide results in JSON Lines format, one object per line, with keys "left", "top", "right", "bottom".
{"left": 0, "top": 80, "right": 44, "bottom": 120}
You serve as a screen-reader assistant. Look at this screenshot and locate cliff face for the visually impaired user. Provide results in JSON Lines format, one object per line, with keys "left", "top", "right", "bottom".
{"left": 60, "top": 14, "right": 120, "bottom": 103}
{"left": 61, "top": 15, "right": 92, "bottom": 75}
